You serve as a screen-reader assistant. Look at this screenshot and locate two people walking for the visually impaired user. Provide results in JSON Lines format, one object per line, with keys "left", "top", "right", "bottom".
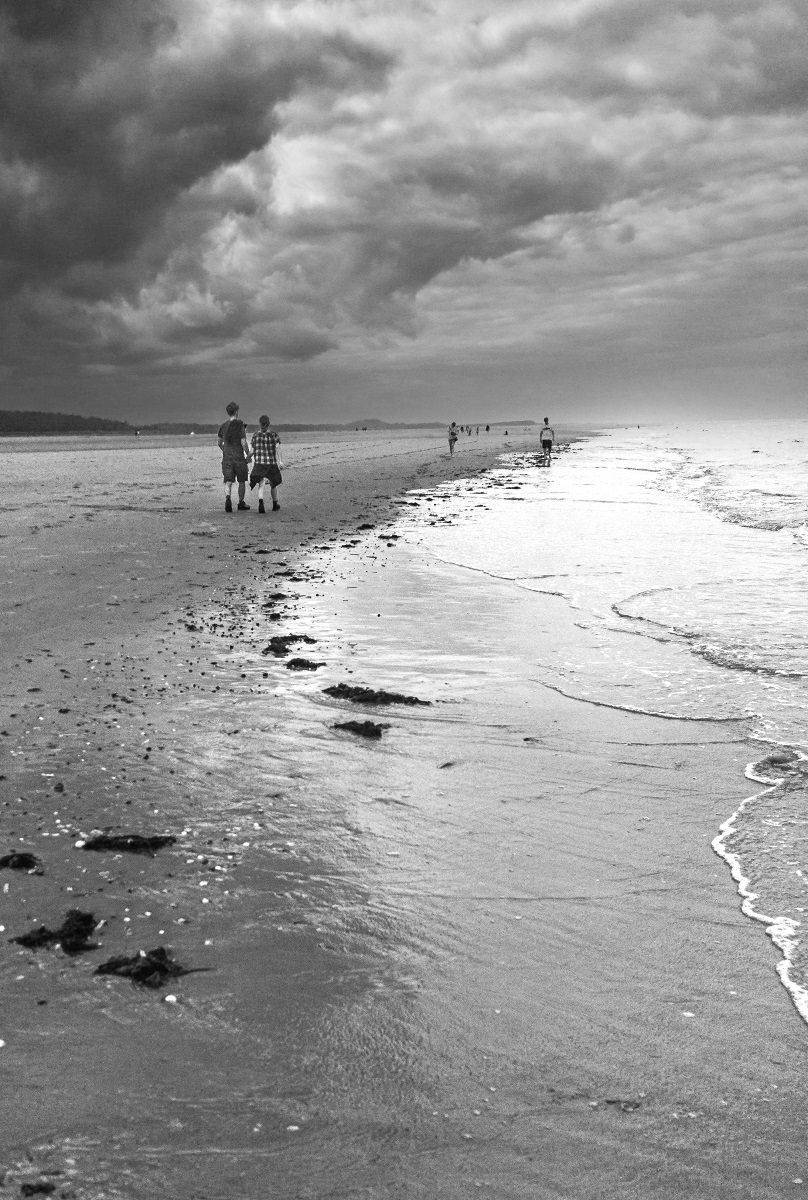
{"left": 218, "top": 402, "right": 284, "bottom": 514}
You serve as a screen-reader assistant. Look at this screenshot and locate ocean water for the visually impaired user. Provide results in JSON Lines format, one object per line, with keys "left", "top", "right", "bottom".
{"left": 195, "top": 420, "right": 808, "bottom": 1192}
{"left": 376, "top": 420, "right": 808, "bottom": 1023}
{"left": 273, "top": 418, "right": 808, "bottom": 1030}
{"left": 407, "top": 423, "right": 808, "bottom": 742}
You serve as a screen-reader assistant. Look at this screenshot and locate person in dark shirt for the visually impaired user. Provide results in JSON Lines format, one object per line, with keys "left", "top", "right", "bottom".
{"left": 217, "top": 401, "right": 251, "bottom": 512}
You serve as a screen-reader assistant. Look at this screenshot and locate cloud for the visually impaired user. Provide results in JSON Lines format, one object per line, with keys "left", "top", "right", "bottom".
{"left": 0, "top": 0, "right": 806, "bottom": 410}
{"left": 0, "top": 0, "right": 391, "bottom": 296}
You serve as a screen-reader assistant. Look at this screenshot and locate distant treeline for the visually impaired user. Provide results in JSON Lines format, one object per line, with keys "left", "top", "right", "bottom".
{"left": 0, "top": 410, "right": 133, "bottom": 435}
{"left": 1, "top": 410, "right": 536, "bottom": 437}
{"left": 138, "top": 422, "right": 217, "bottom": 434}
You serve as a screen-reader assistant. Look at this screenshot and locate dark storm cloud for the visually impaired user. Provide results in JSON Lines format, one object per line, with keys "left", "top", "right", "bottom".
{"left": 0, "top": 0, "right": 390, "bottom": 296}
{"left": 0, "top": 0, "right": 805, "bottom": 393}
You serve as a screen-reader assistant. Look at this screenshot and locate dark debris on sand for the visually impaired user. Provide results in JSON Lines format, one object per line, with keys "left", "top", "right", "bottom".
{"left": 95, "top": 946, "right": 190, "bottom": 988}
{"left": 286, "top": 658, "right": 326, "bottom": 671}
{"left": 324, "top": 683, "right": 430, "bottom": 706}
{"left": 0, "top": 851, "right": 44, "bottom": 874}
{"left": 20, "top": 1183, "right": 57, "bottom": 1197}
{"left": 333, "top": 720, "right": 389, "bottom": 739}
{"left": 262, "top": 634, "right": 317, "bottom": 657}
{"left": 12, "top": 910, "right": 98, "bottom": 955}
{"left": 605, "top": 1098, "right": 642, "bottom": 1112}
{"left": 81, "top": 833, "right": 176, "bottom": 856}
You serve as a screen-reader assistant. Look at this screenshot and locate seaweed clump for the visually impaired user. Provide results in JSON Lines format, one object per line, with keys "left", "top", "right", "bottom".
{"left": 95, "top": 946, "right": 189, "bottom": 988}
{"left": 324, "top": 683, "right": 429, "bottom": 707}
{"left": 262, "top": 635, "right": 317, "bottom": 657}
{"left": 0, "top": 851, "right": 44, "bottom": 874}
{"left": 81, "top": 834, "right": 176, "bottom": 856}
{"left": 333, "top": 720, "right": 389, "bottom": 739}
{"left": 12, "top": 910, "right": 98, "bottom": 954}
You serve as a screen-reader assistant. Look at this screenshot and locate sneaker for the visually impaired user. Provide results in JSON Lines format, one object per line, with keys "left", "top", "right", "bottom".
{"left": 224, "top": 496, "right": 232, "bottom": 512}
{"left": 237, "top": 501, "right": 250, "bottom": 511}
{"left": 272, "top": 502, "right": 281, "bottom": 511}
{"left": 258, "top": 499, "right": 266, "bottom": 513}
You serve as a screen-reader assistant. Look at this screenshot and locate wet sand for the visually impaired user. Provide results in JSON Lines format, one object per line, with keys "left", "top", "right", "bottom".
{"left": 1, "top": 428, "right": 806, "bottom": 1198}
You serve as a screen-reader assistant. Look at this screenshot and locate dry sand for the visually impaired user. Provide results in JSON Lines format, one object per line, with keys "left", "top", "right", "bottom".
{"left": 1, "top": 427, "right": 806, "bottom": 1198}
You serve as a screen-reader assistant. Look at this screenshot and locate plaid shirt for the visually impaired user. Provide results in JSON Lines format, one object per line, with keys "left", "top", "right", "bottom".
{"left": 251, "top": 429, "right": 281, "bottom": 465}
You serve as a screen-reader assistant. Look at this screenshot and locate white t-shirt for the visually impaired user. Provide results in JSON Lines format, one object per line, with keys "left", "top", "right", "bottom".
{"left": 541, "top": 426, "right": 554, "bottom": 443}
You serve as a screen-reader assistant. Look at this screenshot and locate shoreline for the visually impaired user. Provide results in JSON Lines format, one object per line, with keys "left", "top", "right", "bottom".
{"left": 1, "top": 427, "right": 572, "bottom": 644}
{"left": 712, "top": 748, "right": 808, "bottom": 1027}
{"left": 2, "top": 428, "right": 807, "bottom": 1198}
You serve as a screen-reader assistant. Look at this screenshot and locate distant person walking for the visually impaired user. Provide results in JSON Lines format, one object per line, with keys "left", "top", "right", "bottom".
{"left": 250, "top": 415, "right": 283, "bottom": 513}
{"left": 448, "top": 422, "right": 458, "bottom": 456}
{"left": 540, "top": 416, "right": 555, "bottom": 466}
{"left": 218, "top": 401, "right": 251, "bottom": 512}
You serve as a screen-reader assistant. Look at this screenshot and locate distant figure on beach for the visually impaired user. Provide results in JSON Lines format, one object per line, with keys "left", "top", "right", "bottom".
{"left": 448, "top": 422, "right": 458, "bottom": 456}
{"left": 485, "top": 424, "right": 490, "bottom": 432}
{"left": 218, "top": 401, "right": 251, "bottom": 512}
{"left": 540, "top": 417, "right": 555, "bottom": 466}
{"left": 250, "top": 415, "right": 283, "bottom": 513}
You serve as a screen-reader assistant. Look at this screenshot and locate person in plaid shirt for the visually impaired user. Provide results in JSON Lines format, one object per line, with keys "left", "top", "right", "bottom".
{"left": 249, "top": 415, "right": 284, "bottom": 513}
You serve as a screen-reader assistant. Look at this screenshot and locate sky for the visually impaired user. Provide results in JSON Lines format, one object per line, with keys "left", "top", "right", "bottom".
{"left": 0, "top": 0, "right": 805, "bottom": 425}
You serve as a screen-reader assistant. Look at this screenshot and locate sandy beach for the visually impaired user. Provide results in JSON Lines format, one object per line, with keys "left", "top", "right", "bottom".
{"left": 1, "top": 426, "right": 806, "bottom": 1199}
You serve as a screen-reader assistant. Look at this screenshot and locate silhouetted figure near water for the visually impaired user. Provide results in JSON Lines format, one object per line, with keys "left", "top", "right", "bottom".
{"left": 540, "top": 417, "right": 555, "bottom": 466}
